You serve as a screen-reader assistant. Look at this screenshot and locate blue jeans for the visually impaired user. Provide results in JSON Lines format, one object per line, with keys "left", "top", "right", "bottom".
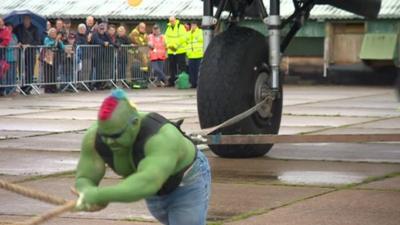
{"left": 151, "top": 60, "right": 167, "bottom": 82}
{"left": 146, "top": 150, "right": 211, "bottom": 225}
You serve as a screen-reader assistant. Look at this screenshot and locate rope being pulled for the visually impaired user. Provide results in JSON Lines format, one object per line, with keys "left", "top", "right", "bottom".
{"left": 0, "top": 201, "right": 75, "bottom": 225}
{"left": 21, "top": 201, "right": 76, "bottom": 225}
{"left": 0, "top": 179, "right": 75, "bottom": 225}
{"left": 0, "top": 179, "right": 67, "bottom": 205}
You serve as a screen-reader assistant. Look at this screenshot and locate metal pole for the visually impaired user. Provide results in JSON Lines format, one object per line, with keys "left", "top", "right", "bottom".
{"left": 202, "top": 0, "right": 214, "bottom": 51}
{"left": 268, "top": 0, "right": 281, "bottom": 90}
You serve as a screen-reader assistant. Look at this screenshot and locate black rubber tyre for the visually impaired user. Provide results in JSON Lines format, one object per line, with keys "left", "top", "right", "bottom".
{"left": 396, "top": 68, "right": 400, "bottom": 101}
{"left": 197, "top": 26, "right": 283, "bottom": 158}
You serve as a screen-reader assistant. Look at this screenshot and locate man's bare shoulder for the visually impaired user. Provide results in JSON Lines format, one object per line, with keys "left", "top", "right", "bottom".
{"left": 81, "top": 123, "right": 98, "bottom": 151}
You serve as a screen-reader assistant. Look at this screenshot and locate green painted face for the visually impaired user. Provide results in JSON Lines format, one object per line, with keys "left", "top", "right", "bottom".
{"left": 97, "top": 99, "right": 140, "bottom": 153}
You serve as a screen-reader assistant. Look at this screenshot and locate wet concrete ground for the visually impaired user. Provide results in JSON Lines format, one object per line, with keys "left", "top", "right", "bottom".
{"left": 0, "top": 85, "right": 399, "bottom": 225}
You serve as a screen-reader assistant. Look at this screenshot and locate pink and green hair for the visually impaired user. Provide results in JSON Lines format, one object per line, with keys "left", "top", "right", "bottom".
{"left": 98, "top": 89, "right": 135, "bottom": 121}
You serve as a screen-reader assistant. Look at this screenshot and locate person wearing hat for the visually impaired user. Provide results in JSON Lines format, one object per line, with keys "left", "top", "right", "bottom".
{"left": 74, "top": 89, "right": 211, "bottom": 225}
{"left": 164, "top": 16, "right": 188, "bottom": 87}
{"left": 186, "top": 22, "right": 203, "bottom": 88}
{"left": 14, "top": 15, "right": 41, "bottom": 94}
{"left": 92, "top": 23, "right": 114, "bottom": 89}
{"left": 148, "top": 24, "right": 168, "bottom": 86}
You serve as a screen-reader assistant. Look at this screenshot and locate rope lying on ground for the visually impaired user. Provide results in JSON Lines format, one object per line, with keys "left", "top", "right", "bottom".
{"left": 0, "top": 179, "right": 75, "bottom": 225}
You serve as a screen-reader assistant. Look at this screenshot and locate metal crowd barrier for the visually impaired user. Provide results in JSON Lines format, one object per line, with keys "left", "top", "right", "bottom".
{"left": 0, "top": 46, "right": 24, "bottom": 95}
{"left": 21, "top": 45, "right": 78, "bottom": 94}
{"left": 0, "top": 44, "right": 171, "bottom": 95}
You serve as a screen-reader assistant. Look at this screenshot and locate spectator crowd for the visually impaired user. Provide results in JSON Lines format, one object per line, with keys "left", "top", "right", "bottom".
{"left": 0, "top": 15, "right": 204, "bottom": 96}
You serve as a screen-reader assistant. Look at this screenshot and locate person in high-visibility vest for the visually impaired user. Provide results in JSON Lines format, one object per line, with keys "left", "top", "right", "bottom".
{"left": 148, "top": 24, "right": 167, "bottom": 86}
{"left": 186, "top": 22, "right": 203, "bottom": 88}
{"left": 164, "top": 16, "right": 187, "bottom": 86}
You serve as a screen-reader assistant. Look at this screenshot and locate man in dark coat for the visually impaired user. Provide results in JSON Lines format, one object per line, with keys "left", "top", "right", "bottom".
{"left": 91, "top": 23, "right": 114, "bottom": 89}
{"left": 14, "top": 15, "right": 41, "bottom": 94}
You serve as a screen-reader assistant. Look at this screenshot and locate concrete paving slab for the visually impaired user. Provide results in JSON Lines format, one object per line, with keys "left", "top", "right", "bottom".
{"left": 126, "top": 88, "right": 195, "bottom": 96}
{"left": 282, "top": 86, "right": 390, "bottom": 102}
{"left": 137, "top": 103, "right": 197, "bottom": 112}
{"left": 8, "top": 110, "right": 98, "bottom": 121}
{"left": 208, "top": 154, "right": 400, "bottom": 186}
{"left": 303, "top": 99, "right": 399, "bottom": 110}
{"left": 358, "top": 176, "right": 400, "bottom": 191}
{"left": 226, "top": 190, "right": 400, "bottom": 225}
{"left": 282, "top": 97, "right": 315, "bottom": 106}
{"left": 314, "top": 127, "right": 400, "bottom": 135}
{"left": 160, "top": 98, "right": 197, "bottom": 105}
{"left": 209, "top": 183, "right": 331, "bottom": 219}
{"left": 283, "top": 105, "right": 400, "bottom": 117}
{"left": 350, "top": 92, "right": 399, "bottom": 102}
{"left": 0, "top": 108, "right": 50, "bottom": 116}
{"left": 0, "top": 131, "right": 49, "bottom": 139}
{"left": 0, "top": 118, "right": 92, "bottom": 132}
{"left": 8, "top": 109, "right": 196, "bottom": 122}
{"left": 278, "top": 126, "right": 327, "bottom": 134}
{"left": 179, "top": 116, "right": 201, "bottom": 124}
{"left": 179, "top": 122, "right": 201, "bottom": 132}
{"left": 149, "top": 112, "right": 197, "bottom": 120}
{"left": 352, "top": 117, "right": 400, "bottom": 129}
{"left": 268, "top": 143, "right": 400, "bottom": 163}
{"left": 0, "top": 177, "right": 154, "bottom": 220}
{"left": 0, "top": 132, "right": 84, "bottom": 151}
{"left": 0, "top": 149, "right": 78, "bottom": 176}
{"left": 0, "top": 216, "right": 158, "bottom": 225}
{"left": 0, "top": 176, "right": 330, "bottom": 221}
{"left": 296, "top": 92, "right": 399, "bottom": 108}
{"left": 280, "top": 115, "right": 374, "bottom": 127}
{"left": 0, "top": 175, "right": 31, "bottom": 183}
{"left": 0, "top": 98, "right": 100, "bottom": 109}
{"left": 132, "top": 96, "right": 193, "bottom": 104}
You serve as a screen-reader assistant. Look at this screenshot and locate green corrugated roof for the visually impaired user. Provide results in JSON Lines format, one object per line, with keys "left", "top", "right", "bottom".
{"left": 0, "top": 0, "right": 399, "bottom": 20}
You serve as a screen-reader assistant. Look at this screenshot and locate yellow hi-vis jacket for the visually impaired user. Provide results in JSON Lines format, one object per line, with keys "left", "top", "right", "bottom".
{"left": 164, "top": 20, "right": 187, "bottom": 55}
{"left": 186, "top": 27, "right": 204, "bottom": 59}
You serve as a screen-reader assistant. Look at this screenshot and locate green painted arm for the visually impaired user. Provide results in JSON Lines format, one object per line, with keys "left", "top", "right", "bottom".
{"left": 75, "top": 126, "right": 106, "bottom": 193}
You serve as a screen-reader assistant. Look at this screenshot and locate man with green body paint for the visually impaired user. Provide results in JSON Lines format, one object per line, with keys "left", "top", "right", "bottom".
{"left": 75, "top": 89, "right": 211, "bottom": 225}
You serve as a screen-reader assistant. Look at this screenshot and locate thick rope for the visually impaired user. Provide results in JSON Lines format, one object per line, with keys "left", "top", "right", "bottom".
{"left": 20, "top": 201, "right": 76, "bottom": 225}
{"left": 0, "top": 179, "right": 67, "bottom": 205}
{"left": 0, "top": 201, "right": 76, "bottom": 225}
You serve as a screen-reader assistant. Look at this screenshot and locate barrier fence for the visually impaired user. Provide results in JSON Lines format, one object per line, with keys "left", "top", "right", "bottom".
{"left": 0, "top": 44, "right": 169, "bottom": 95}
